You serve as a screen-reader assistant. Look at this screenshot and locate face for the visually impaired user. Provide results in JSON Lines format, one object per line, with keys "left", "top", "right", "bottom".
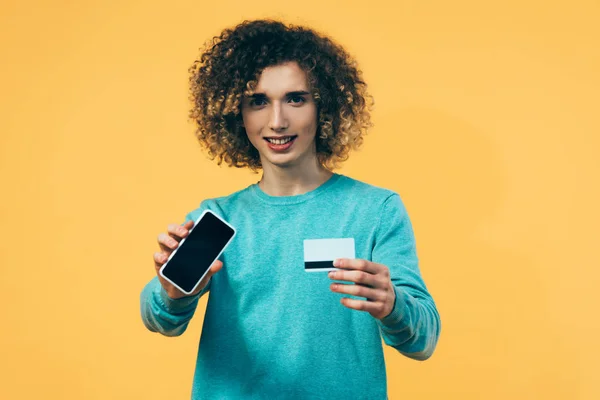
{"left": 241, "top": 61, "right": 319, "bottom": 170}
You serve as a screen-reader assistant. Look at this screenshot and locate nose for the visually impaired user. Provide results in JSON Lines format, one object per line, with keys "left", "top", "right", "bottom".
{"left": 268, "top": 102, "right": 288, "bottom": 132}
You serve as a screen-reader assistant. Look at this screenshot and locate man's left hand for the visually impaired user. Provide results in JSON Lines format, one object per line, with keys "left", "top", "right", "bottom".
{"left": 328, "top": 258, "right": 396, "bottom": 320}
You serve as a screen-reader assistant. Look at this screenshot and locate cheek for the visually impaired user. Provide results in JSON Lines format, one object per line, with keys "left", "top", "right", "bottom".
{"left": 241, "top": 112, "right": 264, "bottom": 136}
{"left": 296, "top": 108, "right": 318, "bottom": 134}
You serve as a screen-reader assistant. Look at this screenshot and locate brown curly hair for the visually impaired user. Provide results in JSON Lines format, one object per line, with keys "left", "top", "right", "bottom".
{"left": 187, "top": 19, "right": 374, "bottom": 172}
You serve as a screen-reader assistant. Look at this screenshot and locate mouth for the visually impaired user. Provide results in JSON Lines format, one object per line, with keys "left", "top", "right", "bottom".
{"left": 263, "top": 135, "right": 298, "bottom": 152}
{"left": 263, "top": 135, "right": 297, "bottom": 145}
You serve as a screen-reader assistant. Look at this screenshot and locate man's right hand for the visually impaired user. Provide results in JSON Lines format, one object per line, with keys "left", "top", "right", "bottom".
{"left": 153, "top": 220, "right": 223, "bottom": 300}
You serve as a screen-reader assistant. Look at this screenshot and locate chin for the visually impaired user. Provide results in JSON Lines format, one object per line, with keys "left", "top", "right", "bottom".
{"left": 263, "top": 156, "right": 298, "bottom": 169}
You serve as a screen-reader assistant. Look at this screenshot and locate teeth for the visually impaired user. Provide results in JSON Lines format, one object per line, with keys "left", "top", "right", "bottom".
{"left": 267, "top": 137, "right": 293, "bottom": 145}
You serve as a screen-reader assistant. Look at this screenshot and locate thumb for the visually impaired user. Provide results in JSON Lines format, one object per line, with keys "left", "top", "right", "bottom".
{"left": 193, "top": 260, "right": 223, "bottom": 295}
{"left": 209, "top": 260, "right": 224, "bottom": 274}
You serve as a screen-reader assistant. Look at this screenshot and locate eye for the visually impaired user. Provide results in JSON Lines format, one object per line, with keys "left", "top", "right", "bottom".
{"left": 288, "top": 95, "right": 306, "bottom": 105}
{"left": 249, "top": 98, "right": 267, "bottom": 107}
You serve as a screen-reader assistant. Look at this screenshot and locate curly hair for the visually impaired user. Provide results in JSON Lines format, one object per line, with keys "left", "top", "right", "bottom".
{"left": 187, "top": 19, "right": 374, "bottom": 171}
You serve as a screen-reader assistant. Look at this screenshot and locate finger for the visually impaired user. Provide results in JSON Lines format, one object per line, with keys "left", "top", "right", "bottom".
{"left": 328, "top": 269, "right": 380, "bottom": 288}
{"left": 340, "top": 297, "right": 387, "bottom": 315}
{"left": 193, "top": 260, "right": 223, "bottom": 294}
{"left": 153, "top": 251, "right": 169, "bottom": 269}
{"left": 168, "top": 223, "right": 190, "bottom": 240}
{"left": 157, "top": 232, "right": 180, "bottom": 252}
{"left": 334, "top": 258, "right": 382, "bottom": 274}
{"left": 204, "top": 260, "right": 223, "bottom": 280}
{"left": 330, "top": 282, "right": 386, "bottom": 302}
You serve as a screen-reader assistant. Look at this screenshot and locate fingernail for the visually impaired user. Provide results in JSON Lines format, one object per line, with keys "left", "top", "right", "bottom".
{"left": 328, "top": 271, "right": 335, "bottom": 279}
{"left": 333, "top": 259, "right": 340, "bottom": 267}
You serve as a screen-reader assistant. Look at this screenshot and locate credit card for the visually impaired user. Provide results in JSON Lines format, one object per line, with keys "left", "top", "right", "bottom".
{"left": 303, "top": 238, "right": 355, "bottom": 272}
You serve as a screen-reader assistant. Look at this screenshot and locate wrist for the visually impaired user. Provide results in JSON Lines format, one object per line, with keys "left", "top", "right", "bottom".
{"left": 158, "top": 285, "right": 200, "bottom": 312}
{"left": 164, "top": 288, "right": 186, "bottom": 300}
{"left": 378, "top": 286, "right": 407, "bottom": 326}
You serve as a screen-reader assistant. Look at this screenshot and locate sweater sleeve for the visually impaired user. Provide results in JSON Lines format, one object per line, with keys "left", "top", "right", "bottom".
{"left": 139, "top": 205, "right": 213, "bottom": 337}
{"left": 372, "top": 194, "right": 441, "bottom": 360}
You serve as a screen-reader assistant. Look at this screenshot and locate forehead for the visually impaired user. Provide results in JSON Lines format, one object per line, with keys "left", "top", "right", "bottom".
{"left": 253, "top": 62, "right": 309, "bottom": 94}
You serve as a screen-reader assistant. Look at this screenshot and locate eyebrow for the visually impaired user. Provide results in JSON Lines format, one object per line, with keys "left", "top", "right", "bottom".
{"left": 247, "top": 90, "right": 311, "bottom": 99}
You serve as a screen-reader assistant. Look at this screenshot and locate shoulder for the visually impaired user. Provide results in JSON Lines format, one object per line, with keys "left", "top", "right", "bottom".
{"left": 336, "top": 174, "right": 400, "bottom": 204}
{"left": 333, "top": 175, "right": 413, "bottom": 222}
{"left": 184, "top": 184, "right": 255, "bottom": 221}
{"left": 205, "top": 185, "right": 254, "bottom": 209}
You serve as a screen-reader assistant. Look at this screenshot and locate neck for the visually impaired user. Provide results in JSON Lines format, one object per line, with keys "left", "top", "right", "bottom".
{"left": 258, "top": 162, "right": 333, "bottom": 197}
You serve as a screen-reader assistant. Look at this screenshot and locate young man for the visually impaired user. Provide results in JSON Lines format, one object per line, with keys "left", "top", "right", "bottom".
{"left": 140, "top": 19, "right": 440, "bottom": 399}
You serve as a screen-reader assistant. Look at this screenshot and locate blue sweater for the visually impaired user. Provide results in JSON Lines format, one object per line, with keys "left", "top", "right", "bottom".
{"left": 140, "top": 173, "right": 440, "bottom": 399}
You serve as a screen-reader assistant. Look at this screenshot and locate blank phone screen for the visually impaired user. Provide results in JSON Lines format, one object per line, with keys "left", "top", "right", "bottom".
{"left": 161, "top": 211, "right": 235, "bottom": 293}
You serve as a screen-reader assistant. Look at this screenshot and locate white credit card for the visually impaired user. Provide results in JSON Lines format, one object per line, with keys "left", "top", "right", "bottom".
{"left": 303, "top": 238, "right": 355, "bottom": 272}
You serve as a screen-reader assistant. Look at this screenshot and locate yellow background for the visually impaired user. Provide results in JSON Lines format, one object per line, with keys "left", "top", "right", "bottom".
{"left": 1, "top": 0, "right": 598, "bottom": 399}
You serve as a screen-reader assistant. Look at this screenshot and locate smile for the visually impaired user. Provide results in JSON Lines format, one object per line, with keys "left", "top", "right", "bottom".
{"left": 264, "top": 135, "right": 297, "bottom": 145}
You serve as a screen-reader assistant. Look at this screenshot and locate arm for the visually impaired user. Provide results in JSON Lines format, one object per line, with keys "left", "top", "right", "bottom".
{"left": 140, "top": 276, "right": 210, "bottom": 337}
{"left": 140, "top": 205, "right": 215, "bottom": 337}
{"left": 373, "top": 194, "right": 441, "bottom": 361}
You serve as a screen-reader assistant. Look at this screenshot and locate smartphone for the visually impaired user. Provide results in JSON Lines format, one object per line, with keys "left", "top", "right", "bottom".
{"left": 159, "top": 210, "right": 236, "bottom": 295}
